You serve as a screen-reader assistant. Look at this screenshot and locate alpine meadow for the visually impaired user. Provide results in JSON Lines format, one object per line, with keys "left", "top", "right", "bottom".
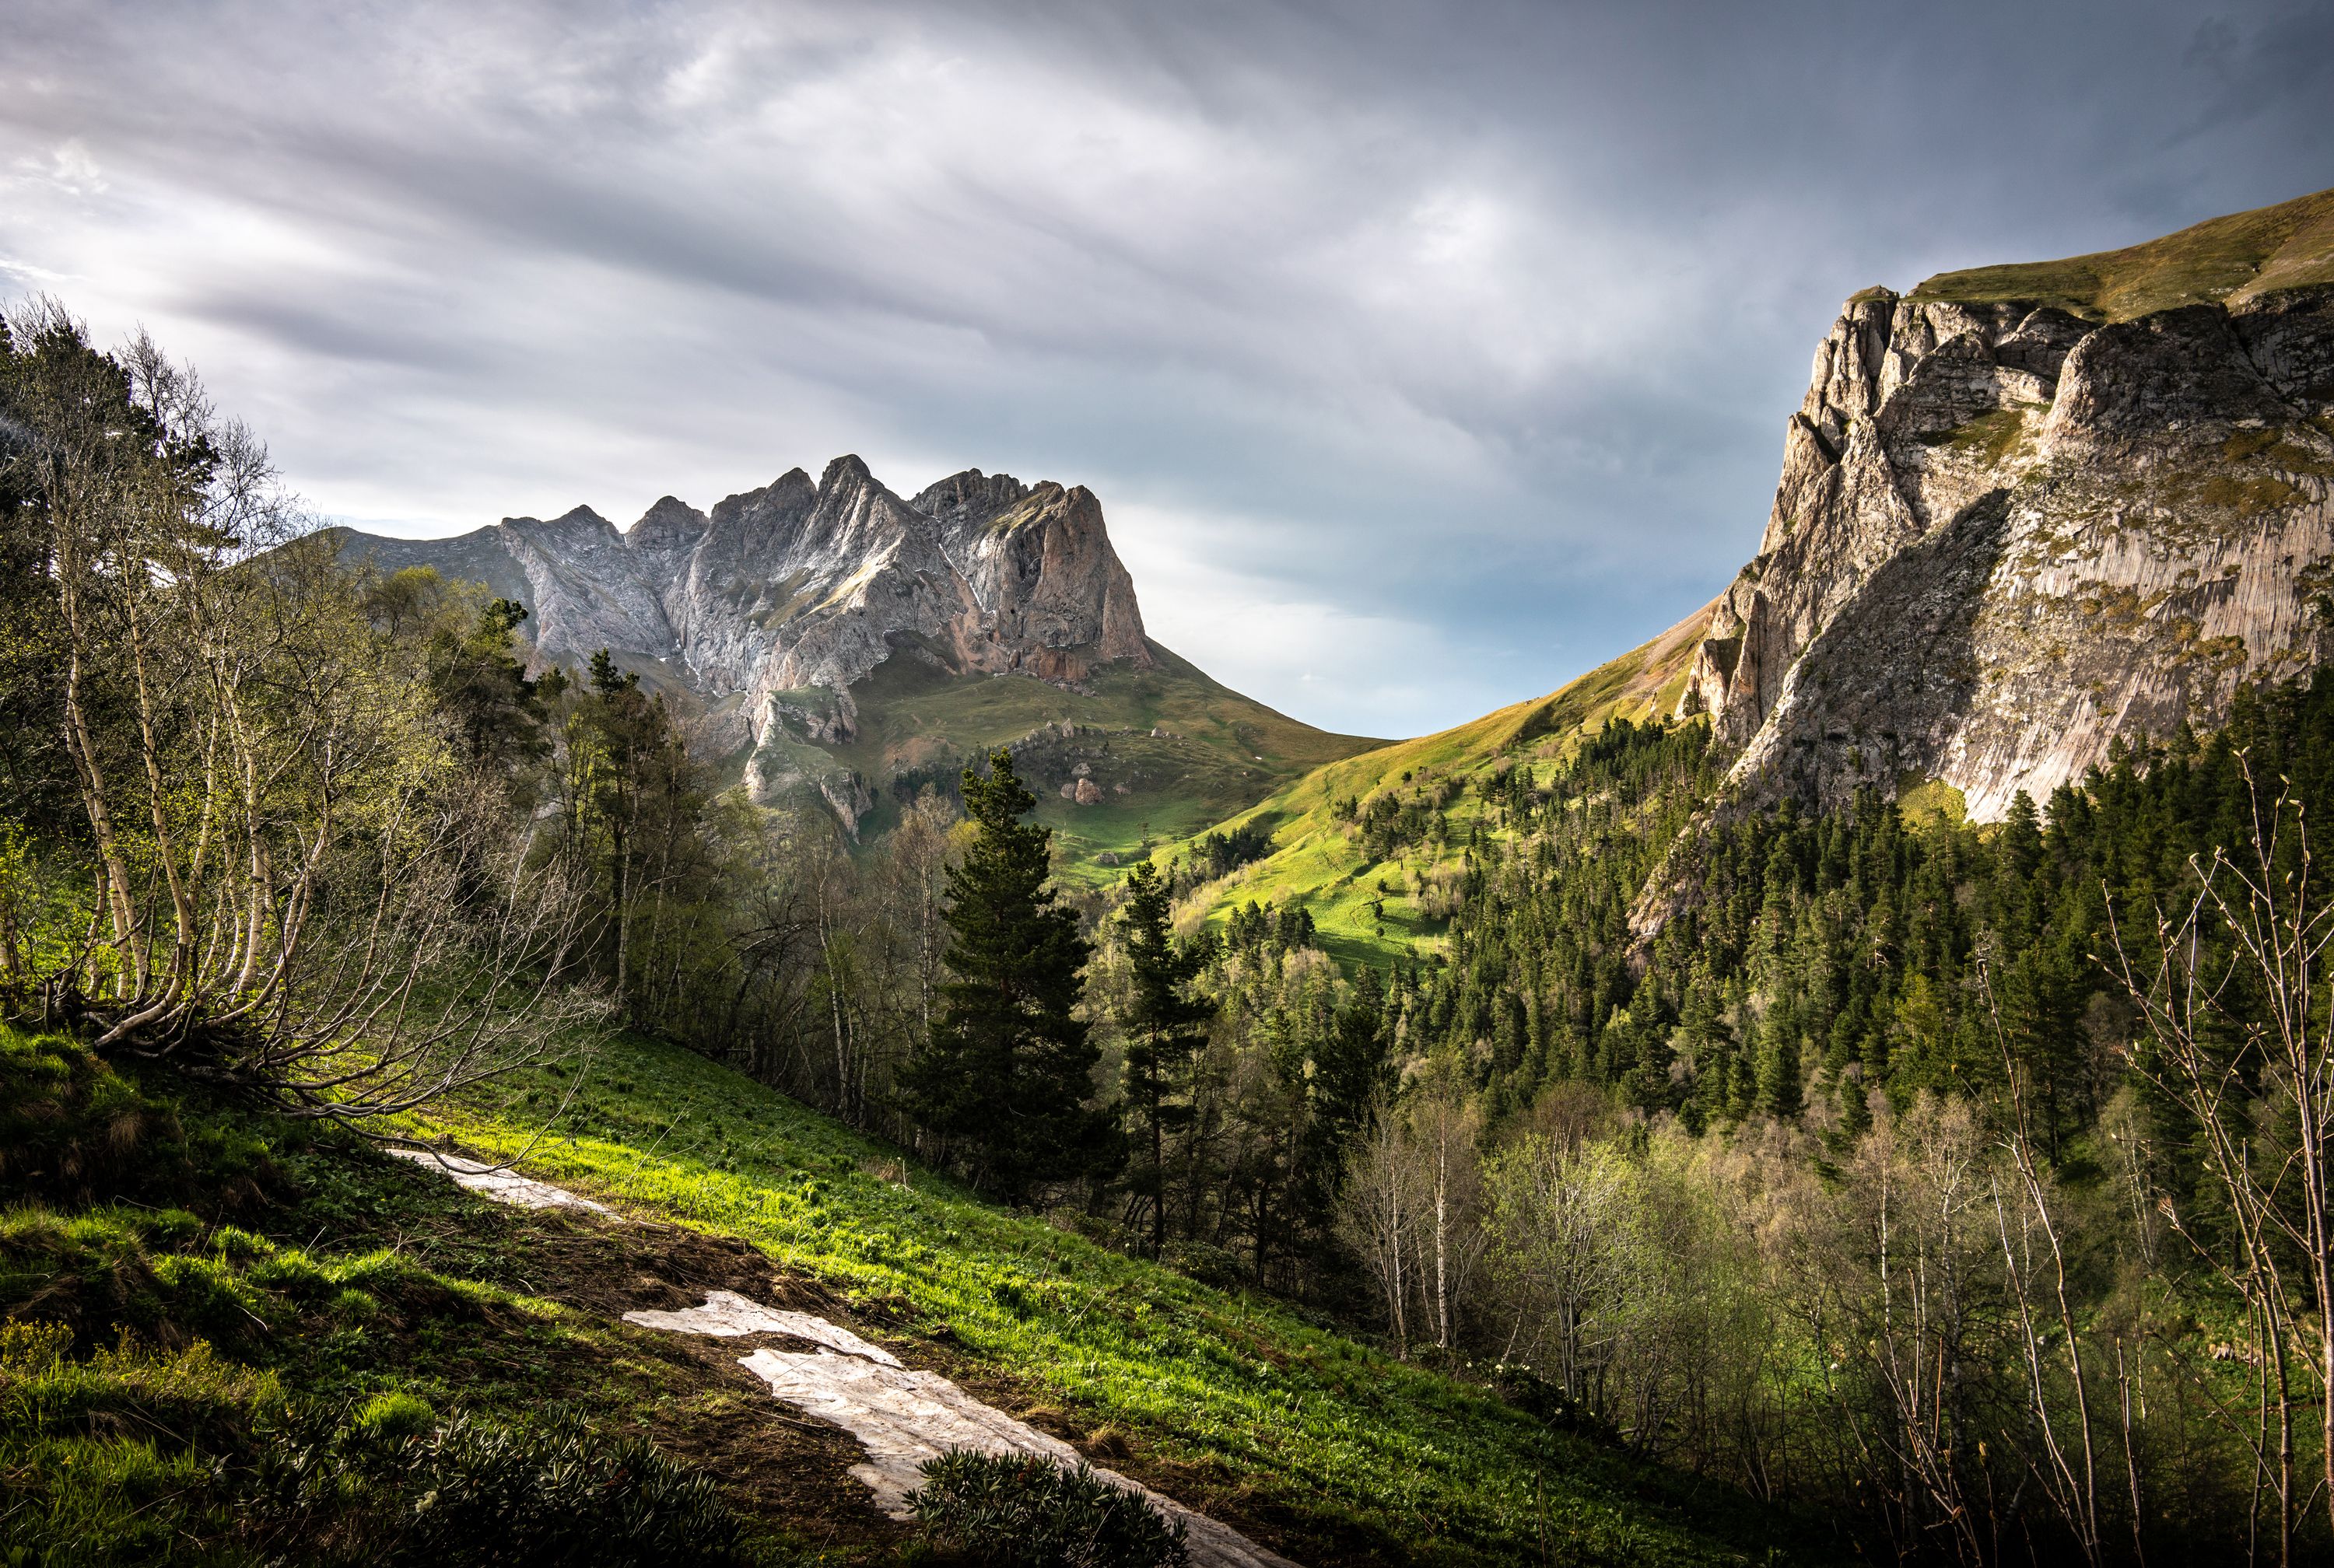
{"left": 6, "top": 8, "right": 2334, "bottom": 1566}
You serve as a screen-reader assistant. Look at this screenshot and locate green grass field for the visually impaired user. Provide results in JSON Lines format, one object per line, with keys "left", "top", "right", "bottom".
{"left": 388, "top": 1027, "right": 1817, "bottom": 1566}
{"left": 811, "top": 640, "right": 1383, "bottom": 875}
{"left": 1908, "top": 184, "right": 2334, "bottom": 322}
{"left": 1158, "top": 604, "right": 1712, "bottom": 968}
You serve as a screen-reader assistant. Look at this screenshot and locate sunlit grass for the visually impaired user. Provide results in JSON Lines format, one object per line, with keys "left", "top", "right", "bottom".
{"left": 396, "top": 1031, "right": 1796, "bottom": 1565}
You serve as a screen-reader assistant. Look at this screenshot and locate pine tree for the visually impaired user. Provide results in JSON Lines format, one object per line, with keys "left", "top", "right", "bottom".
{"left": 902, "top": 750, "right": 1116, "bottom": 1202}
{"left": 1117, "top": 859, "right": 1214, "bottom": 1255}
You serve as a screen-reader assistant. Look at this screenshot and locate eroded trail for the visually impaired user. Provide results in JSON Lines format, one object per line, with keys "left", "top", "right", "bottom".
{"left": 392, "top": 1146, "right": 1300, "bottom": 1568}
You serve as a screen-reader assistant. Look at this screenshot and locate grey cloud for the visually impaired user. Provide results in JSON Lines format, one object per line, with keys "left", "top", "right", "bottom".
{"left": 2, "top": 0, "right": 2329, "bottom": 736}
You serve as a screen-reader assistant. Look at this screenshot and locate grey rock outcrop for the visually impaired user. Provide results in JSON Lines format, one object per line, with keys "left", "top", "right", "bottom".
{"left": 1676, "top": 284, "right": 2334, "bottom": 824}
{"left": 336, "top": 457, "right": 1154, "bottom": 828}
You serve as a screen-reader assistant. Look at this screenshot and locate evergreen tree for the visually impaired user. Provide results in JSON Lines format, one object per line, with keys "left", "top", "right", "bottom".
{"left": 902, "top": 750, "right": 1116, "bottom": 1202}
{"left": 1117, "top": 859, "right": 1214, "bottom": 1255}
{"left": 429, "top": 595, "right": 547, "bottom": 778}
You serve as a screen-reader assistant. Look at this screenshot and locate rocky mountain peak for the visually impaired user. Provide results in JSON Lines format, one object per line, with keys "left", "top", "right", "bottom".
{"left": 1676, "top": 228, "right": 2334, "bottom": 828}
{"left": 335, "top": 454, "right": 1155, "bottom": 829}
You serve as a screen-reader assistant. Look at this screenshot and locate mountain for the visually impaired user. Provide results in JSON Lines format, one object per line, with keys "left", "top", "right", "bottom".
{"left": 1163, "top": 605, "right": 1712, "bottom": 964}
{"left": 1679, "top": 186, "right": 2334, "bottom": 821}
{"left": 333, "top": 457, "right": 1377, "bottom": 853}
{"left": 1170, "top": 187, "right": 2334, "bottom": 961}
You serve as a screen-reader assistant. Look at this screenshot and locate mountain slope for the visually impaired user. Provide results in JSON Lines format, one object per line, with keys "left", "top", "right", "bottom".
{"left": 1170, "top": 605, "right": 1710, "bottom": 964}
{"left": 334, "top": 458, "right": 1379, "bottom": 845}
{"left": 1907, "top": 184, "right": 2334, "bottom": 323}
{"left": 1171, "top": 187, "right": 2334, "bottom": 965}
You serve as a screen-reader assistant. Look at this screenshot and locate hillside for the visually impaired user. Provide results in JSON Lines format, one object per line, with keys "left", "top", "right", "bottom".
{"left": 826, "top": 640, "right": 1375, "bottom": 881}
{"left": 1908, "top": 184, "right": 2334, "bottom": 322}
{"left": 1166, "top": 605, "right": 1710, "bottom": 965}
{"left": 0, "top": 1021, "right": 1816, "bottom": 1566}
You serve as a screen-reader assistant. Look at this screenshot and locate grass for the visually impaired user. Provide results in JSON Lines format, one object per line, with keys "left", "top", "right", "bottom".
{"left": 1151, "top": 602, "right": 1713, "bottom": 969}
{"left": 817, "top": 640, "right": 1383, "bottom": 874}
{"left": 1907, "top": 184, "right": 2334, "bottom": 322}
{"left": 5, "top": 1019, "right": 1824, "bottom": 1564}
{"left": 395, "top": 1028, "right": 1821, "bottom": 1566}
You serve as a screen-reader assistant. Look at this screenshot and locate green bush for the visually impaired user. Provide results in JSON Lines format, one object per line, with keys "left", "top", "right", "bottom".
{"left": 351, "top": 1390, "right": 436, "bottom": 1440}
{"left": 907, "top": 1449, "right": 1187, "bottom": 1568}
{"left": 0, "top": 1029, "right": 179, "bottom": 1203}
{"left": 391, "top": 1405, "right": 743, "bottom": 1566}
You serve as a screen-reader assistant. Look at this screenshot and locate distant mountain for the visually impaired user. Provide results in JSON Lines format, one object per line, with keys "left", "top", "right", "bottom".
{"left": 333, "top": 457, "right": 1378, "bottom": 852}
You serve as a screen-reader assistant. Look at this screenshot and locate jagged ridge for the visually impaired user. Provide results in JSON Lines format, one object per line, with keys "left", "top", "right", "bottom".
{"left": 336, "top": 456, "right": 1154, "bottom": 821}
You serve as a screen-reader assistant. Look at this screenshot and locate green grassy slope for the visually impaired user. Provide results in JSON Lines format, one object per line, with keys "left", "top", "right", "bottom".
{"left": 829, "top": 640, "right": 1382, "bottom": 878}
{"left": 392, "top": 1027, "right": 1817, "bottom": 1566}
{"left": 1908, "top": 184, "right": 2334, "bottom": 321}
{"left": 1162, "top": 603, "right": 1713, "bottom": 968}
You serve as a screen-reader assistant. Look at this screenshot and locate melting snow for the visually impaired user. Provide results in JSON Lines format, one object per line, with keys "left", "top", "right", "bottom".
{"left": 392, "top": 1151, "right": 1300, "bottom": 1566}
{"left": 385, "top": 1147, "right": 612, "bottom": 1213}
{"left": 623, "top": 1290, "right": 902, "bottom": 1366}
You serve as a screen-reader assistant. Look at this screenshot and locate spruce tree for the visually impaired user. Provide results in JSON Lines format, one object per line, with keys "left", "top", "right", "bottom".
{"left": 1116, "top": 859, "right": 1214, "bottom": 1255}
{"left": 903, "top": 750, "right": 1116, "bottom": 1202}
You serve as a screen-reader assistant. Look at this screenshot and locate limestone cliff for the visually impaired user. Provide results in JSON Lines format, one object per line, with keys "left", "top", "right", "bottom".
{"left": 335, "top": 456, "right": 1153, "bottom": 824}
{"left": 1677, "top": 188, "right": 2334, "bottom": 824}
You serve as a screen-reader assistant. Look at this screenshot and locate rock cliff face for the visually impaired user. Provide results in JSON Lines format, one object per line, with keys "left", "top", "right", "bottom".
{"left": 1678, "top": 278, "right": 2334, "bottom": 823}
{"left": 335, "top": 456, "right": 1152, "bottom": 823}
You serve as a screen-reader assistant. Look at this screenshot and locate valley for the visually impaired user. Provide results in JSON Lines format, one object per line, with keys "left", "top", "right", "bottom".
{"left": 8, "top": 178, "right": 2334, "bottom": 1568}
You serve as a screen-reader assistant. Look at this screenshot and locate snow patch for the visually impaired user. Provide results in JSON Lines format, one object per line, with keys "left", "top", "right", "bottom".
{"left": 385, "top": 1147, "right": 614, "bottom": 1213}
{"left": 731, "top": 1346, "right": 1298, "bottom": 1568}
{"left": 623, "top": 1290, "right": 902, "bottom": 1366}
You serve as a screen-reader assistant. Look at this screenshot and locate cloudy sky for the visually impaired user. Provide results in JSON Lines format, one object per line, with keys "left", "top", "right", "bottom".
{"left": 5, "top": 2, "right": 2331, "bottom": 737}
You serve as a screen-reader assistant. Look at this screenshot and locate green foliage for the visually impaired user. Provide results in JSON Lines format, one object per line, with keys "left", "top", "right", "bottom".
{"left": 388, "top": 1405, "right": 741, "bottom": 1566}
{"left": 902, "top": 751, "right": 1117, "bottom": 1202}
{"left": 1116, "top": 862, "right": 1214, "bottom": 1255}
{"left": 907, "top": 1449, "right": 1187, "bottom": 1568}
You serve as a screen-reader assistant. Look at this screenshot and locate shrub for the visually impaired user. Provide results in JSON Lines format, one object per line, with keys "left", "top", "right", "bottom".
{"left": 907, "top": 1449, "right": 1188, "bottom": 1568}
{"left": 392, "top": 1405, "right": 742, "bottom": 1567}
{"left": 352, "top": 1391, "right": 436, "bottom": 1440}
{"left": 0, "top": 1027, "right": 180, "bottom": 1202}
